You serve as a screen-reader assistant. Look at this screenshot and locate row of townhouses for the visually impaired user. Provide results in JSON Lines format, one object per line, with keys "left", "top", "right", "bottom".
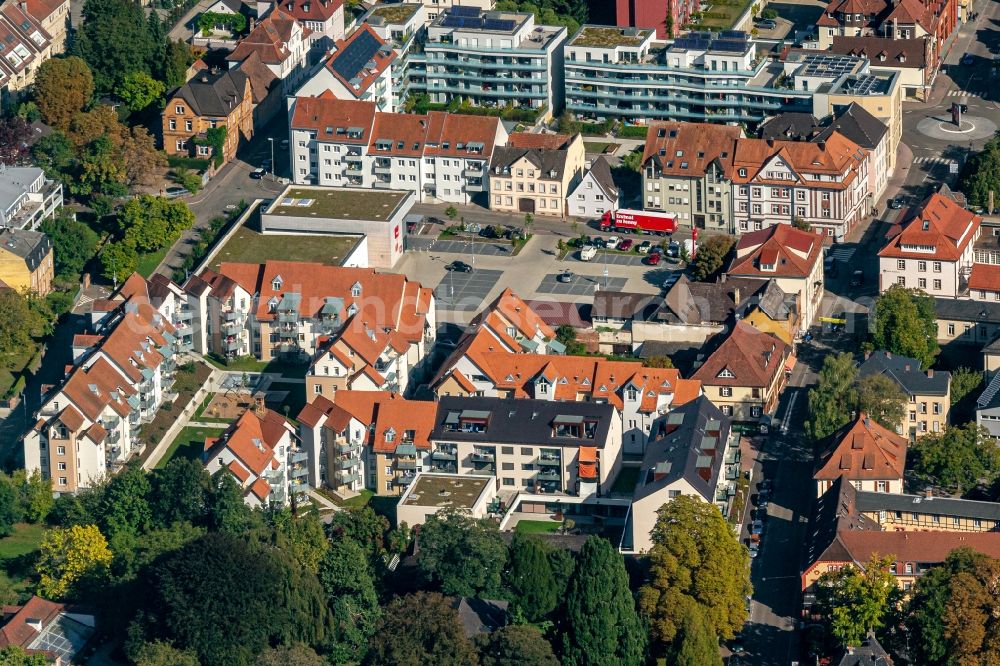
{"left": 0, "top": 0, "right": 70, "bottom": 107}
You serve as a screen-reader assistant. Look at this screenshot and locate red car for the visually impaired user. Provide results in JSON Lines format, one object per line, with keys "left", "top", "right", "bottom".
{"left": 618, "top": 239, "right": 633, "bottom": 251}
{"left": 646, "top": 253, "right": 661, "bottom": 265}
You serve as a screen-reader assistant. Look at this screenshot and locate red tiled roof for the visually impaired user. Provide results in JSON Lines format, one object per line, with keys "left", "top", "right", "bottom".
{"left": 248, "top": 477, "right": 271, "bottom": 501}
{"left": 84, "top": 422, "right": 107, "bottom": 443}
{"left": 227, "top": 9, "right": 301, "bottom": 65}
{"left": 878, "top": 194, "right": 981, "bottom": 262}
{"left": 815, "top": 413, "right": 907, "bottom": 481}
{"left": 61, "top": 357, "right": 136, "bottom": 421}
{"left": 273, "top": 0, "right": 343, "bottom": 22}
{"left": 56, "top": 405, "right": 85, "bottom": 432}
{"left": 329, "top": 391, "right": 436, "bottom": 453}
{"left": 228, "top": 460, "right": 251, "bottom": 483}
{"left": 0, "top": 596, "right": 64, "bottom": 648}
{"left": 423, "top": 110, "right": 503, "bottom": 158}
{"left": 217, "top": 408, "right": 291, "bottom": 476}
{"left": 508, "top": 132, "right": 574, "bottom": 150}
{"left": 641, "top": 122, "right": 740, "bottom": 177}
{"left": 732, "top": 131, "right": 866, "bottom": 189}
{"left": 324, "top": 24, "right": 395, "bottom": 98}
{"left": 369, "top": 112, "right": 428, "bottom": 157}
{"left": 729, "top": 224, "right": 823, "bottom": 279}
{"left": 968, "top": 264, "right": 1000, "bottom": 292}
{"left": 841, "top": 530, "right": 1000, "bottom": 567}
{"left": 692, "top": 321, "right": 789, "bottom": 388}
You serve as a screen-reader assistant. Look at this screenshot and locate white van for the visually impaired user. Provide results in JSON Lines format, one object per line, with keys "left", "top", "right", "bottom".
{"left": 579, "top": 245, "right": 597, "bottom": 261}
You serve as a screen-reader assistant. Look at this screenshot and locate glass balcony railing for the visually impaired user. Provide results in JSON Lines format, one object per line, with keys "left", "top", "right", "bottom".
{"left": 537, "top": 470, "right": 561, "bottom": 482}
{"left": 536, "top": 456, "right": 561, "bottom": 467}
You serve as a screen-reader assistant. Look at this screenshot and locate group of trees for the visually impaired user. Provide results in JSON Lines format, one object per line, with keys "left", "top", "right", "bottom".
{"left": 494, "top": 0, "right": 587, "bottom": 36}
{"left": 871, "top": 285, "right": 940, "bottom": 369}
{"left": 805, "top": 352, "right": 908, "bottom": 441}
{"left": 690, "top": 234, "right": 736, "bottom": 282}
{"left": 816, "top": 548, "right": 1000, "bottom": 664}
{"left": 31, "top": 57, "right": 164, "bottom": 202}
{"left": 910, "top": 422, "right": 1000, "bottom": 494}
{"left": 958, "top": 133, "right": 1000, "bottom": 210}
{"left": 100, "top": 194, "right": 195, "bottom": 281}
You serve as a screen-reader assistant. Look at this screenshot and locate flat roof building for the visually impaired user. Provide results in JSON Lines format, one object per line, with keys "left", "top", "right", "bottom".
{"left": 396, "top": 472, "right": 497, "bottom": 526}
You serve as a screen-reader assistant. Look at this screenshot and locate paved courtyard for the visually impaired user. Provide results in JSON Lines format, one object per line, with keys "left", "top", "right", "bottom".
{"left": 537, "top": 273, "right": 628, "bottom": 296}
{"left": 434, "top": 269, "right": 504, "bottom": 310}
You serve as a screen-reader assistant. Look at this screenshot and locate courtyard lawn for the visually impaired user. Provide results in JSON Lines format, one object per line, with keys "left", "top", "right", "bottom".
{"left": 611, "top": 466, "right": 641, "bottom": 495}
{"left": 515, "top": 520, "right": 562, "bottom": 534}
{"left": 583, "top": 141, "right": 612, "bottom": 154}
{"left": 205, "top": 354, "right": 309, "bottom": 378}
{"left": 136, "top": 246, "right": 169, "bottom": 278}
{"left": 210, "top": 226, "right": 358, "bottom": 268}
{"left": 157, "top": 425, "right": 226, "bottom": 469}
{"left": 0, "top": 523, "right": 46, "bottom": 600}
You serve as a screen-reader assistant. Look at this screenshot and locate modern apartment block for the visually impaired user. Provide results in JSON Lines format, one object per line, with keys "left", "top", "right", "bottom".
{"left": 298, "top": 392, "right": 438, "bottom": 495}
{"left": 640, "top": 122, "right": 739, "bottom": 231}
{"left": 24, "top": 275, "right": 186, "bottom": 493}
{"left": 361, "top": 3, "right": 426, "bottom": 108}
{"left": 408, "top": 7, "right": 567, "bottom": 119}
{"left": 188, "top": 260, "right": 435, "bottom": 366}
{"left": 204, "top": 401, "right": 308, "bottom": 508}
{"left": 0, "top": 166, "right": 63, "bottom": 230}
{"left": 287, "top": 96, "right": 507, "bottom": 203}
{"left": 564, "top": 27, "right": 814, "bottom": 127}
{"left": 429, "top": 396, "right": 624, "bottom": 497}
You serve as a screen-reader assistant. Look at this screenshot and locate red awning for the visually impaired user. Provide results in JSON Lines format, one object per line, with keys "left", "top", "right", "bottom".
{"left": 579, "top": 446, "right": 598, "bottom": 463}
{"left": 579, "top": 461, "right": 598, "bottom": 480}
{"left": 785, "top": 355, "right": 797, "bottom": 372}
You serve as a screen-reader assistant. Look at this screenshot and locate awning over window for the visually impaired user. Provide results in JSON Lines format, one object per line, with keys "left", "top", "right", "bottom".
{"left": 579, "top": 461, "right": 598, "bottom": 480}
{"left": 578, "top": 446, "right": 598, "bottom": 463}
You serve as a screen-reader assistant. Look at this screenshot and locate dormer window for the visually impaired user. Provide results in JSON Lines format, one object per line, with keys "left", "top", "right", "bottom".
{"left": 385, "top": 428, "right": 395, "bottom": 443}
{"left": 739, "top": 168, "right": 747, "bottom": 177}
{"left": 718, "top": 367, "right": 734, "bottom": 378}
{"left": 760, "top": 261, "right": 776, "bottom": 272}
{"left": 626, "top": 387, "right": 639, "bottom": 401}
{"left": 268, "top": 297, "right": 278, "bottom": 313}
{"left": 348, "top": 303, "right": 358, "bottom": 316}
{"left": 272, "top": 276, "right": 283, "bottom": 290}
{"left": 351, "top": 281, "right": 362, "bottom": 297}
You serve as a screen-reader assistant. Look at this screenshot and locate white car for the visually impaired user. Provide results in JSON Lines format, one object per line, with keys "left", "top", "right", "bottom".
{"left": 579, "top": 245, "right": 597, "bottom": 261}
{"left": 605, "top": 236, "right": 621, "bottom": 250}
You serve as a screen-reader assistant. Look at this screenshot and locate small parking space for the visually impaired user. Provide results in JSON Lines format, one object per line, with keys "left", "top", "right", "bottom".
{"left": 575, "top": 252, "right": 648, "bottom": 266}
{"left": 431, "top": 239, "right": 512, "bottom": 256}
{"left": 435, "top": 269, "right": 504, "bottom": 309}
{"left": 536, "top": 273, "right": 628, "bottom": 296}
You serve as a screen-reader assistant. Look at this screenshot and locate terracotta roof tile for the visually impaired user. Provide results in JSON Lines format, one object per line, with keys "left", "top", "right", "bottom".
{"left": 878, "top": 193, "right": 981, "bottom": 262}
{"left": 969, "top": 264, "right": 1000, "bottom": 292}
{"left": 508, "top": 132, "right": 574, "bottom": 150}
{"left": 641, "top": 122, "right": 740, "bottom": 177}
{"left": 55, "top": 406, "right": 85, "bottom": 432}
{"left": 273, "top": 0, "right": 343, "bottom": 22}
{"left": 0, "top": 596, "right": 65, "bottom": 648}
{"left": 692, "top": 321, "right": 789, "bottom": 388}
{"left": 815, "top": 413, "right": 907, "bottom": 481}
{"left": 324, "top": 24, "right": 395, "bottom": 98}
{"left": 227, "top": 8, "right": 301, "bottom": 65}
{"left": 729, "top": 224, "right": 823, "bottom": 279}
{"left": 228, "top": 460, "right": 251, "bottom": 483}
{"left": 248, "top": 477, "right": 271, "bottom": 501}
{"left": 732, "top": 131, "right": 866, "bottom": 189}
{"left": 840, "top": 530, "right": 1000, "bottom": 567}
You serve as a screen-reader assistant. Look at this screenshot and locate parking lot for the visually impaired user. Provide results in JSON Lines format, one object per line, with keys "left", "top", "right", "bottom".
{"left": 434, "top": 269, "right": 504, "bottom": 309}
{"left": 431, "top": 239, "right": 513, "bottom": 256}
{"left": 536, "top": 272, "right": 628, "bottom": 296}
{"left": 574, "top": 252, "right": 648, "bottom": 267}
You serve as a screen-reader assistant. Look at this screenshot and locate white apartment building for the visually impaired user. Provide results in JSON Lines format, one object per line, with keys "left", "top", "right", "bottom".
{"left": 878, "top": 193, "right": 981, "bottom": 297}
{"left": 0, "top": 166, "right": 62, "bottom": 230}
{"left": 408, "top": 7, "right": 567, "bottom": 120}
{"left": 257, "top": 0, "right": 345, "bottom": 55}
{"left": 362, "top": 3, "right": 427, "bottom": 108}
{"left": 293, "top": 24, "right": 396, "bottom": 111}
{"left": 204, "top": 403, "right": 307, "bottom": 508}
{"left": 227, "top": 8, "right": 310, "bottom": 93}
{"left": 416, "top": 0, "right": 494, "bottom": 24}
{"left": 732, "top": 131, "right": 870, "bottom": 242}
{"left": 287, "top": 95, "right": 507, "bottom": 203}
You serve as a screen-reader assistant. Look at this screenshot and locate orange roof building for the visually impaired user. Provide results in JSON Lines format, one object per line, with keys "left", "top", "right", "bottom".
{"left": 878, "top": 193, "right": 981, "bottom": 298}
{"left": 814, "top": 413, "right": 908, "bottom": 497}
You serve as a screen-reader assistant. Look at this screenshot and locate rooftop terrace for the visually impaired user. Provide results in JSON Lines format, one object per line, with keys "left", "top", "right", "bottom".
{"left": 401, "top": 474, "right": 491, "bottom": 508}
{"left": 265, "top": 187, "right": 409, "bottom": 221}
{"left": 367, "top": 3, "right": 421, "bottom": 24}
{"left": 570, "top": 26, "right": 652, "bottom": 48}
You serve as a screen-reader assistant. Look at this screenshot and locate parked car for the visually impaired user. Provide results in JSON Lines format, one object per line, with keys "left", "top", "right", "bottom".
{"left": 618, "top": 239, "right": 634, "bottom": 252}
{"left": 748, "top": 543, "right": 760, "bottom": 559}
{"left": 446, "top": 261, "right": 473, "bottom": 273}
{"left": 590, "top": 236, "right": 607, "bottom": 248}
{"left": 962, "top": 53, "right": 975, "bottom": 65}
{"left": 646, "top": 253, "right": 661, "bottom": 266}
{"left": 605, "top": 235, "right": 621, "bottom": 249}
{"left": 557, "top": 271, "right": 573, "bottom": 283}
{"left": 279, "top": 139, "right": 289, "bottom": 150}
{"left": 250, "top": 168, "right": 266, "bottom": 179}
{"left": 759, "top": 479, "right": 773, "bottom": 493}
{"left": 165, "top": 186, "right": 190, "bottom": 198}
{"left": 667, "top": 240, "right": 681, "bottom": 257}
{"left": 224, "top": 203, "right": 238, "bottom": 211}
{"left": 579, "top": 245, "right": 597, "bottom": 261}
{"left": 888, "top": 198, "right": 903, "bottom": 209}
{"left": 850, "top": 269, "right": 864, "bottom": 287}
{"left": 758, "top": 18, "right": 777, "bottom": 29}
{"left": 751, "top": 520, "right": 764, "bottom": 537}
{"left": 637, "top": 241, "right": 652, "bottom": 254}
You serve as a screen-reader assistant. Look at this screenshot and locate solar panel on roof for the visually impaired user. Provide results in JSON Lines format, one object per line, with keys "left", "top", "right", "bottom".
{"left": 450, "top": 5, "right": 480, "bottom": 17}
{"left": 720, "top": 30, "right": 747, "bottom": 39}
{"left": 330, "top": 28, "right": 382, "bottom": 82}
{"left": 483, "top": 18, "right": 516, "bottom": 30}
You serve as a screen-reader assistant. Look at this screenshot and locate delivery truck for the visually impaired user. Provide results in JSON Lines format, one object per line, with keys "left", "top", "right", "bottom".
{"left": 599, "top": 209, "right": 677, "bottom": 235}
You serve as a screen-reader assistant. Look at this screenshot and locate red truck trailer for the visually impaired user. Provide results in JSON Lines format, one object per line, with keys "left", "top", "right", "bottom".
{"left": 599, "top": 209, "right": 677, "bottom": 235}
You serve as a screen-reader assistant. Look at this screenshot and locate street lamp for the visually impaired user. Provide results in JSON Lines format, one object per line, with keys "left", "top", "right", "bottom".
{"left": 267, "top": 137, "right": 275, "bottom": 181}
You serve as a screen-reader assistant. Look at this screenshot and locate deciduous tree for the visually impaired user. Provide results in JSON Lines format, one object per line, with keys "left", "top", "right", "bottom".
{"left": 149, "top": 457, "right": 209, "bottom": 527}
{"left": 319, "top": 539, "right": 380, "bottom": 663}
{"left": 815, "top": 554, "right": 901, "bottom": 647}
{"left": 942, "top": 555, "right": 1000, "bottom": 664}
{"left": 206, "top": 469, "right": 254, "bottom": 534}
{"left": 271, "top": 510, "right": 328, "bottom": 573}
{"left": 99, "top": 465, "right": 152, "bottom": 542}
{"left": 257, "top": 644, "right": 325, "bottom": 666}
{"left": 364, "top": 591, "right": 478, "bottom": 666}
{"left": 40, "top": 212, "right": 99, "bottom": 280}
{"left": 33, "top": 56, "right": 94, "bottom": 129}
{"left": 690, "top": 234, "right": 735, "bottom": 282}
{"left": 477, "top": 625, "right": 558, "bottom": 666}
{"left": 856, "top": 373, "right": 907, "bottom": 432}
{"left": 639, "top": 495, "right": 751, "bottom": 645}
{"left": 0, "top": 290, "right": 46, "bottom": 355}
{"left": 116, "top": 71, "right": 165, "bottom": 112}
{"left": 36, "top": 524, "right": 112, "bottom": 599}
{"left": 327, "top": 505, "right": 391, "bottom": 560}
{"left": 0, "top": 474, "right": 22, "bottom": 537}
{"left": 133, "top": 641, "right": 200, "bottom": 666}
{"left": 99, "top": 241, "right": 138, "bottom": 284}
{"left": 672, "top": 605, "right": 723, "bottom": 666}
{"left": 11, "top": 469, "right": 53, "bottom": 523}
{"left": 563, "top": 537, "right": 646, "bottom": 666}
{"left": 806, "top": 352, "right": 859, "bottom": 441}
{"left": 417, "top": 511, "right": 507, "bottom": 597}
{"left": 911, "top": 423, "right": 1000, "bottom": 494}
{"left": 0, "top": 646, "right": 48, "bottom": 666}
{"left": 872, "top": 285, "right": 939, "bottom": 369}
{"left": 0, "top": 116, "right": 32, "bottom": 164}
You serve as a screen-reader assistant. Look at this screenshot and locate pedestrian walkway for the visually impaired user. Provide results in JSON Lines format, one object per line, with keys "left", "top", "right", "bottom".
{"left": 913, "top": 156, "right": 958, "bottom": 167}
{"left": 946, "top": 89, "right": 989, "bottom": 98}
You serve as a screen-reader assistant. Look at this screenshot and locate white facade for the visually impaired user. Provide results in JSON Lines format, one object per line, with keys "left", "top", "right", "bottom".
{"left": 568, "top": 162, "right": 618, "bottom": 220}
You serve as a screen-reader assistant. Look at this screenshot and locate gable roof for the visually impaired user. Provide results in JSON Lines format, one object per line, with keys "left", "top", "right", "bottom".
{"left": 857, "top": 350, "right": 950, "bottom": 396}
{"left": 234, "top": 51, "right": 280, "bottom": 104}
{"left": 329, "top": 391, "right": 436, "bottom": 453}
{"left": 272, "top": 0, "right": 343, "bottom": 22}
{"left": 491, "top": 145, "right": 571, "bottom": 180}
{"left": 507, "top": 132, "right": 574, "bottom": 150}
{"left": 969, "top": 263, "right": 1000, "bottom": 293}
{"left": 662, "top": 275, "right": 772, "bottom": 325}
{"left": 170, "top": 68, "right": 249, "bottom": 118}
{"left": 728, "top": 224, "right": 823, "bottom": 279}
{"left": 691, "top": 321, "right": 789, "bottom": 388}
{"left": 0, "top": 596, "right": 65, "bottom": 648}
{"left": 227, "top": 8, "right": 301, "bottom": 65}
{"left": 581, "top": 155, "right": 619, "bottom": 200}
{"left": 878, "top": 193, "right": 981, "bottom": 262}
{"left": 324, "top": 24, "right": 395, "bottom": 98}
{"left": 830, "top": 35, "right": 928, "bottom": 70}
{"left": 814, "top": 413, "right": 908, "bottom": 482}
{"left": 642, "top": 121, "right": 740, "bottom": 177}
{"left": 290, "top": 94, "right": 377, "bottom": 143}
{"left": 209, "top": 407, "right": 292, "bottom": 478}
{"left": 731, "top": 131, "right": 866, "bottom": 188}
{"left": 816, "top": 103, "right": 888, "bottom": 151}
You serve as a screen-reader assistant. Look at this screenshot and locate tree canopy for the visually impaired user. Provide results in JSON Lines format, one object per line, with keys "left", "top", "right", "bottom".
{"left": 33, "top": 56, "right": 94, "bottom": 129}
{"left": 815, "top": 554, "right": 902, "bottom": 647}
{"left": 856, "top": 373, "right": 907, "bottom": 433}
{"left": 872, "top": 286, "right": 939, "bottom": 369}
{"left": 690, "top": 235, "right": 735, "bottom": 282}
{"left": 116, "top": 71, "right": 166, "bottom": 112}
{"left": 504, "top": 531, "right": 559, "bottom": 622}
{"left": 365, "top": 592, "right": 479, "bottom": 666}
{"left": 562, "top": 536, "right": 647, "bottom": 666}
{"left": 417, "top": 511, "right": 507, "bottom": 597}
{"left": 477, "top": 625, "right": 559, "bottom": 666}
{"left": 40, "top": 211, "right": 100, "bottom": 280}
{"left": 911, "top": 423, "right": 1000, "bottom": 494}
{"left": 806, "top": 352, "right": 859, "bottom": 441}
{"left": 959, "top": 134, "right": 1000, "bottom": 209}
{"left": 72, "top": 0, "right": 158, "bottom": 92}
{"left": 36, "top": 524, "right": 112, "bottom": 600}
{"left": 639, "top": 495, "right": 751, "bottom": 647}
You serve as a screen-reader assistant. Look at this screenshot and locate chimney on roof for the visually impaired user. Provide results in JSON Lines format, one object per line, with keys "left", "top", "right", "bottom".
{"left": 925, "top": 488, "right": 933, "bottom": 499}
{"left": 253, "top": 391, "right": 266, "bottom": 417}
{"left": 927, "top": 368, "right": 934, "bottom": 378}
{"left": 733, "top": 286, "right": 741, "bottom": 304}
{"left": 766, "top": 138, "right": 774, "bottom": 147}
{"left": 200, "top": 74, "right": 209, "bottom": 83}
{"left": 818, "top": 140, "right": 827, "bottom": 151}
{"left": 904, "top": 363, "right": 911, "bottom": 372}
{"left": 250, "top": 16, "right": 256, "bottom": 30}
{"left": 864, "top": 350, "right": 871, "bottom": 360}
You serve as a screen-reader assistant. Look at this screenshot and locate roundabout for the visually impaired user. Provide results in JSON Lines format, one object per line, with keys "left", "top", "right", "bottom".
{"left": 915, "top": 114, "right": 998, "bottom": 141}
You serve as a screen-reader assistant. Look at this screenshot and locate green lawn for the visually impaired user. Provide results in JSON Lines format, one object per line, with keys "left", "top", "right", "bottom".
{"left": 158, "top": 425, "right": 226, "bottom": 469}
{"left": 0, "top": 523, "right": 46, "bottom": 600}
{"left": 583, "top": 141, "right": 612, "bottom": 154}
{"left": 515, "top": 520, "right": 562, "bottom": 534}
{"left": 211, "top": 226, "right": 359, "bottom": 268}
{"left": 137, "top": 246, "right": 169, "bottom": 278}
{"left": 611, "top": 466, "right": 641, "bottom": 495}
{"left": 206, "top": 354, "right": 309, "bottom": 379}
{"left": 0, "top": 347, "right": 36, "bottom": 399}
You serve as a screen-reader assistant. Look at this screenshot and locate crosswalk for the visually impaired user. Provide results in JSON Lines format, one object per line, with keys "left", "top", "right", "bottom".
{"left": 913, "top": 156, "right": 958, "bottom": 168}
{"left": 946, "top": 89, "right": 988, "bottom": 98}
{"left": 828, "top": 246, "right": 856, "bottom": 263}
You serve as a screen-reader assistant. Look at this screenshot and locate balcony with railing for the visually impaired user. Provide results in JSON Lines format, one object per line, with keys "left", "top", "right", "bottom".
{"left": 334, "top": 455, "right": 361, "bottom": 470}
{"left": 536, "top": 454, "right": 561, "bottom": 466}
{"left": 222, "top": 321, "right": 241, "bottom": 336}
{"left": 335, "top": 441, "right": 360, "bottom": 455}
{"left": 290, "top": 466, "right": 309, "bottom": 479}
{"left": 395, "top": 472, "right": 415, "bottom": 486}
{"left": 471, "top": 450, "right": 495, "bottom": 463}
{"left": 173, "top": 309, "right": 194, "bottom": 322}
{"left": 223, "top": 336, "right": 240, "bottom": 352}
{"left": 335, "top": 469, "right": 360, "bottom": 485}
{"left": 396, "top": 458, "right": 417, "bottom": 471}
{"left": 431, "top": 447, "right": 457, "bottom": 461}
{"left": 537, "top": 470, "right": 561, "bottom": 482}
{"left": 277, "top": 312, "right": 299, "bottom": 324}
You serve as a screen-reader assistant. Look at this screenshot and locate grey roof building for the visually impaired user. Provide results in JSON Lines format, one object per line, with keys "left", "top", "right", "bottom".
{"left": 857, "top": 350, "right": 950, "bottom": 397}
{"left": 977, "top": 370, "right": 1000, "bottom": 439}
{"left": 759, "top": 103, "right": 887, "bottom": 151}
{"left": 855, "top": 489, "right": 1000, "bottom": 524}
{"left": 171, "top": 68, "right": 250, "bottom": 118}
{"left": 0, "top": 228, "right": 51, "bottom": 274}
{"left": 449, "top": 598, "right": 509, "bottom": 637}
